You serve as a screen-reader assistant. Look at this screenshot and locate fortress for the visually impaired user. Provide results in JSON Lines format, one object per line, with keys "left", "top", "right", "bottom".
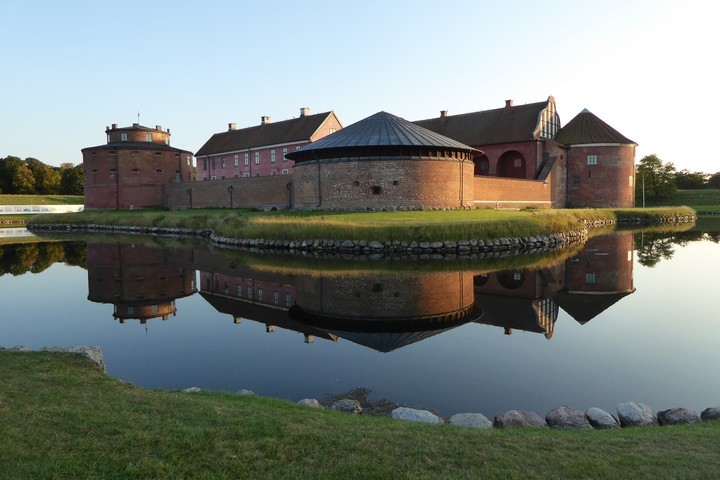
{"left": 82, "top": 97, "right": 636, "bottom": 211}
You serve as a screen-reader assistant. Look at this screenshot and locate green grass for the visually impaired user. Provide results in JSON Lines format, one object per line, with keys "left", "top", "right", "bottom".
{"left": 28, "top": 206, "right": 695, "bottom": 243}
{"left": 1, "top": 352, "right": 719, "bottom": 479}
{"left": 0, "top": 194, "right": 84, "bottom": 205}
{"left": 639, "top": 189, "right": 720, "bottom": 211}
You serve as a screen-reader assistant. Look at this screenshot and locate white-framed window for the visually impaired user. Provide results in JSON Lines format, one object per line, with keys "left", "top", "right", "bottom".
{"left": 270, "top": 149, "right": 276, "bottom": 163}
{"left": 243, "top": 172, "right": 250, "bottom": 177}
{"left": 255, "top": 172, "right": 260, "bottom": 177}
{"left": 244, "top": 153, "right": 249, "bottom": 165}
{"left": 273, "top": 290, "right": 279, "bottom": 305}
{"left": 237, "top": 285, "right": 242, "bottom": 297}
{"left": 120, "top": 133, "right": 128, "bottom": 142}
{"left": 513, "top": 272, "right": 522, "bottom": 281}
{"left": 145, "top": 133, "right": 153, "bottom": 142}
{"left": 221, "top": 157, "right": 226, "bottom": 168}
{"left": 106, "top": 134, "right": 110, "bottom": 143}
{"left": 585, "top": 273, "right": 597, "bottom": 284}
{"left": 254, "top": 151, "right": 260, "bottom": 164}
{"left": 247, "top": 286, "right": 253, "bottom": 299}
{"left": 187, "top": 156, "right": 191, "bottom": 166}
{"left": 629, "top": 175, "right": 634, "bottom": 186}
{"left": 234, "top": 154, "right": 239, "bottom": 167}
{"left": 203, "top": 159, "right": 207, "bottom": 171}
{"left": 257, "top": 288, "right": 263, "bottom": 302}
{"left": 282, "top": 169, "right": 289, "bottom": 175}
{"left": 271, "top": 171, "right": 276, "bottom": 175}
{"left": 285, "top": 293, "right": 291, "bottom": 306}
{"left": 587, "top": 154, "right": 598, "bottom": 166}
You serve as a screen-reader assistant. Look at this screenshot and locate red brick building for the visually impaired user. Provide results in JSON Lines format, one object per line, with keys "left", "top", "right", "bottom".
{"left": 82, "top": 123, "right": 194, "bottom": 210}
{"left": 194, "top": 108, "right": 342, "bottom": 181}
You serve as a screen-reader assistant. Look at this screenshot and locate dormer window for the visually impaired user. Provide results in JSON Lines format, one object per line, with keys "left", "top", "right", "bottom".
{"left": 120, "top": 133, "right": 128, "bottom": 142}
{"left": 145, "top": 133, "right": 153, "bottom": 142}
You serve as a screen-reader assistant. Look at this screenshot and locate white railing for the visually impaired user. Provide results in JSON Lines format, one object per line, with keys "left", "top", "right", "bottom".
{"left": 0, "top": 205, "right": 84, "bottom": 215}
{"left": 0, "top": 228, "right": 34, "bottom": 238}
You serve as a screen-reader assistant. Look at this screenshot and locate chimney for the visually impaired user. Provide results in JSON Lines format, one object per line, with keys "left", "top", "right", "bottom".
{"left": 111, "top": 123, "right": 118, "bottom": 129}
{"left": 155, "top": 125, "right": 162, "bottom": 131}
{"left": 505, "top": 99, "right": 514, "bottom": 108}
{"left": 300, "top": 107, "right": 310, "bottom": 117}
{"left": 228, "top": 123, "right": 237, "bottom": 131}
{"left": 261, "top": 116, "right": 271, "bottom": 125}
{"left": 440, "top": 110, "right": 448, "bottom": 118}
{"left": 133, "top": 123, "right": 139, "bottom": 128}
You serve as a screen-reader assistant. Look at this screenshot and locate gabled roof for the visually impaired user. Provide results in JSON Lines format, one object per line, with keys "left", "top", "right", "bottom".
{"left": 286, "top": 111, "right": 476, "bottom": 160}
{"left": 414, "top": 101, "right": 550, "bottom": 146}
{"left": 556, "top": 109, "right": 636, "bottom": 145}
{"left": 555, "top": 290, "right": 635, "bottom": 325}
{"left": 195, "top": 111, "right": 338, "bottom": 157}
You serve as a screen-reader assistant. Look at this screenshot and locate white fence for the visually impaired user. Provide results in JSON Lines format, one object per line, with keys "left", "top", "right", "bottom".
{"left": 0, "top": 228, "right": 33, "bottom": 238}
{"left": 0, "top": 205, "right": 84, "bottom": 215}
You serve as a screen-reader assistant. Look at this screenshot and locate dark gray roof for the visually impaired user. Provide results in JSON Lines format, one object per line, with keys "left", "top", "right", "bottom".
{"left": 556, "top": 109, "right": 636, "bottom": 145}
{"left": 195, "top": 112, "right": 337, "bottom": 157}
{"left": 414, "top": 101, "right": 549, "bottom": 146}
{"left": 286, "top": 111, "right": 476, "bottom": 159}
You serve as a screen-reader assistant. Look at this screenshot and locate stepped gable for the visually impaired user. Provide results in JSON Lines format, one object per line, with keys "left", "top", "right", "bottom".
{"left": 286, "top": 111, "right": 476, "bottom": 162}
{"left": 196, "top": 111, "right": 335, "bottom": 156}
{"left": 413, "top": 101, "right": 549, "bottom": 146}
{"left": 556, "top": 109, "right": 636, "bottom": 146}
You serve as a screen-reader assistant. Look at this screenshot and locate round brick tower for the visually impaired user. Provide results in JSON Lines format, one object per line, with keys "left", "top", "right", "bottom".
{"left": 286, "top": 111, "right": 478, "bottom": 211}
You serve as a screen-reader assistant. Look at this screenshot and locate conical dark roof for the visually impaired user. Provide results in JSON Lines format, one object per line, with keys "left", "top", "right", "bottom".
{"left": 556, "top": 109, "right": 636, "bottom": 145}
{"left": 555, "top": 290, "right": 635, "bottom": 325}
{"left": 286, "top": 111, "right": 475, "bottom": 161}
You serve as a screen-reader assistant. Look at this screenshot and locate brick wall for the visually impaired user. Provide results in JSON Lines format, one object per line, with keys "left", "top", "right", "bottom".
{"left": 566, "top": 144, "right": 636, "bottom": 208}
{"left": 164, "top": 175, "right": 292, "bottom": 210}
{"left": 293, "top": 157, "right": 475, "bottom": 210}
{"left": 472, "top": 176, "right": 554, "bottom": 208}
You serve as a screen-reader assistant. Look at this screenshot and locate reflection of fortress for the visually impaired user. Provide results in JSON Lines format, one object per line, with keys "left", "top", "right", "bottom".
{"left": 85, "top": 232, "right": 635, "bottom": 346}
{"left": 86, "top": 243, "right": 197, "bottom": 323}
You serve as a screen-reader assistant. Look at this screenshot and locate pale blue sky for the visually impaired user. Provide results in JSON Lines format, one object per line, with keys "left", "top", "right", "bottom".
{"left": 1, "top": 0, "right": 718, "bottom": 172}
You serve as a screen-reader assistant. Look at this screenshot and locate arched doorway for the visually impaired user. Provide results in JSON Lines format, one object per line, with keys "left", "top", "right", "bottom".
{"left": 473, "top": 154, "right": 490, "bottom": 176}
{"left": 497, "top": 150, "right": 526, "bottom": 178}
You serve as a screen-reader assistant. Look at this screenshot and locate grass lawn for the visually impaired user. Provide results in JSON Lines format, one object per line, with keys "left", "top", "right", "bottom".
{"left": 28, "top": 206, "right": 695, "bottom": 243}
{"left": 638, "top": 189, "right": 720, "bottom": 212}
{"left": 1, "top": 352, "right": 719, "bottom": 479}
{"left": 0, "top": 194, "right": 84, "bottom": 205}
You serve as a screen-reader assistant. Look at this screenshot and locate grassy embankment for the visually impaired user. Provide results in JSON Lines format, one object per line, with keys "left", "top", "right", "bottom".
{"left": 1, "top": 352, "right": 718, "bottom": 479}
{"left": 29, "top": 206, "right": 695, "bottom": 243}
{"left": 639, "top": 188, "right": 720, "bottom": 213}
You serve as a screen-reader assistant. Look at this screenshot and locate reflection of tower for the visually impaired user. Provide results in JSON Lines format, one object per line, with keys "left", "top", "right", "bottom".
{"left": 289, "top": 271, "right": 478, "bottom": 352}
{"left": 86, "top": 243, "right": 197, "bottom": 323}
{"left": 555, "top": 232, "right": 635, "bottom": 324}
{"left": 472, "top": 265, "right": 565, "bottom": 339}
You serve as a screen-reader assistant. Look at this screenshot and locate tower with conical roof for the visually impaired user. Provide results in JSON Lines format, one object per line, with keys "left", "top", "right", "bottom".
{"left": 286, "top": 111, "right": 478, "bottom": 211}
{"left": 556, "top": 109, "right": 637, "bottom": 208}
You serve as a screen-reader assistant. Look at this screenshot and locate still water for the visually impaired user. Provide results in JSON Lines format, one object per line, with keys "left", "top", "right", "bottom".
{"left": 1, "top": 223, "right": 718, "bottom": 418}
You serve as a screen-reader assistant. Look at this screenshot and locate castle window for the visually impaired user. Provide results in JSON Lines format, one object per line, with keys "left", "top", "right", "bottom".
{"left": 234, "top": 154, "right": 239, "bottom": 167}
{"left": 282, "top": 147, "right": 288, "bottom": 161}
{"left": 154, "top": 152, "right": 162, "bottom": 156}
{"left": 573, "top": 176, "right": 580, "bottom": 186}
{"left": 237, "top": 285, "right": 242, "bottom": 297}
{"left": 392, "top": 180, "right": 400, "bottom": 186}
{"left": 255, "top": 173, "right": 260, "bottom": 177}
{"left": 164, "top": 137, "right": 169, "bottom": 145}
{"left": 109, "top": 151, "right": 116, "bottom": 156}
{"left": 629, "top": 175, "right": 634, "bottom": 186}
{"left": 110, "top": 168, "right": 117, "bottom": 174}
{"left": 203, "top": 159, "right": 207, "bottom": 171}
{"left": 371, "top": 186, "right": 382, "bottom": 195}
{"left": 247, "top": 286, "right": 253, "bottom": 299}
{"left": 585, "top": 273, "right": 597, "bottom": 284}
{"left": 174, "top": 153, "right": 180, "bottom": 158}
{"left": 514, "top": 158, "right": 522, "bottom": 168}
{"left": 92, "top": 169, "right": 98, "bottom": 173}
{"left": 282, "top": 169, "right": 289, "bottom": 175}
{"left": 91, "top": 151, "right": 97, "bottom": 156}
{"left": 106, "top": 134, "right": 110, "bottom": 143}
{"left": 273, "top": 290, "right": 279, "bottom": 305}
{"left": 243, "top": 172, "right": 250, "bottom": 177}
{"left": 187, "top": 156, "right": 191, "bottom": 166}
{"left": 145, "top": 133, "right": 152, "bottom": 142}
{"left": 132, "top": 168, "right": 140, "bottom": 174}
{"left": 271, "top": 171, "right": 276, "bottom": 175}
{"left": 221, "top": 158, "right": 226, "bottom": 168}
{"left": 244, "top": 153, "right": 249, "bottom": 165}
{"left": 255, "top": 151, "right": 260, "bottom": 164}
{"left": 587, "top": 155, "right": 598, "bottom": 166}
{"left": 257, "top": 288, "right": 263, "bottom": 302}
{"left": 121, "top": 133, "right": 128, "bottom": 142}
{"left": 271, "top": 149, "right": 276, "bottom": 163}
{"left": 155, "top": 169, "right": 163, "bottom": 174}
{"left": 285, "top": 293, "right": 291, "bottom": 306}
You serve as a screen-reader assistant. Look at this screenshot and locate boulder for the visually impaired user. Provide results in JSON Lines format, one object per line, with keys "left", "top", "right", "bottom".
{"left": 617, "top": 402, "right": 658, "bottom": 427}
{"left": 701, "top": 407, "right": 720, "bottom": 421}
{"left": 329, "top": 399, "right": 362, "bottom": 415}
{"left": 546, "top": 405, "right": 592, "bottom": 430}
{"left": 40, "top": 345, "right": 104, "bottom": 370}
{"left": 493, "top": 410, "right": 546, "bottom": 428}
{"left": 297, "top": 399, "right": 322, "bottom": 408}
{"left": 657, "top": 408, "right": 701, "bottom": 426}
{"left": 448, "top": 413, "right": 492, "bottom": 429}
{"left": 585, "top": 407, "right": 620, "bottom": 429}
{"left": 391, "top": 407, "right": 443, "bottom": 424}
{"left": 236, "top": 389, "right": 256, "bottom": 397}
{"left": 182, "top": 387, "right": 202, "bottom": 393}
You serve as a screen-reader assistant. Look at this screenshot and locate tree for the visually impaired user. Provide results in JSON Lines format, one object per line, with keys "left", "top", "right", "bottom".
{"left": 708, "top": 172, "right": 720, "bottom": 189}
{"left": 26, "top": 157, "right": 61, "bottom": 194}
{"left": 60, "top": 164, "right": 84, "bottom": 195}
{"left": 673, "top": 169, "right": 708, "bottom": 189}
{"left": 636, "top": 154, "right": 677, "bottom": 200}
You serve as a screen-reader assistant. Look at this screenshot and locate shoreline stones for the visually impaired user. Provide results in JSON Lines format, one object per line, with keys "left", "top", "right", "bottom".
{"left": 391, "top": 407, "right": 444, "bottom": 424}
{"left": 546, "top": 405, "right": 593, "bottom": 430}
{"left": 617, "top": 402, "right": 658, "bottom": 427}
{"left": 585, "top": 407, "right": 620, "bottom": 429}
{"left": 657, "top": 408, "right": 701, "bottom": 425}
{"left": 493, "top": 410, "right": 546, "bottom": 428}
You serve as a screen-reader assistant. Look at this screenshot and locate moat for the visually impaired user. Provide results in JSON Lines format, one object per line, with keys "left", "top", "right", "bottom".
{"left": 2, "top": 220, "right": 718, "bottom": 418}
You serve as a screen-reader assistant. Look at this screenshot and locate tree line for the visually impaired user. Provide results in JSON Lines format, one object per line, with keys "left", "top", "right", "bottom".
{"left": 0, "top": 156, "right": 83, "bottom": 195}
{"left": 636, "top": 154, "right": 720, "bottom": 200}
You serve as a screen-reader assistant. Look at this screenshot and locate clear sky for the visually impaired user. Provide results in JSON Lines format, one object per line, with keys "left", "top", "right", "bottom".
{"left": 1, "top": 0, "right": 718, "bottom": 172}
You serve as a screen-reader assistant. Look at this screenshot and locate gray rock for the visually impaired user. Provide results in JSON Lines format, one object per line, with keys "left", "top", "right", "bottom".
{"left": 182, "top": 387, "right": 202, "bottom": 393}
{"left": 617, "top": 402, "right": 658, "bottom": 427}
{"left": 40, "top": 345, "right": 104, "bottom": 370}
{"left": 657, "top": 408, "right": 701, "bottom": 425}
{"left": 236, "top": 389, "right": 256, "bottom": 397}
{"left": 297, "top": 398, "right": 322, "bottom": 408}
{"left": 329, "top": 399, "right": 362, "bottom": 414}
{"left": 368, "top": 240, "right": 383, "bottom": 250}
{"left": 585, "top": 407, "right": 620, "bottom": 429}
{"left": 493, "top": 410, "right": 546, "bottom": 428}
{"left": 701, "top": 407, "right": 720, "bottom": 421}
{"left": 0, "top": 345, "right": 30, "bottom": 352}
{"left": 391, "top": 407, "right": 443, "bottom": 424}
{"left": 546, "top": 405, "right": 592, "bottom": 430}
{"left": 449, "top": 412, "right": 492, "bottom": 429}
